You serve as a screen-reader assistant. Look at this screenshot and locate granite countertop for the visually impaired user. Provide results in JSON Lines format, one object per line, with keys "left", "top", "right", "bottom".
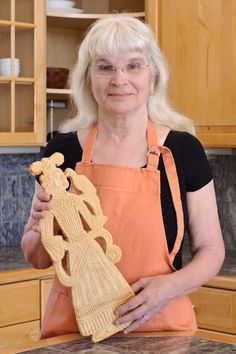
{"left": 0, "top": 245, "right": 235, "bottom": 276}
{"left": 18, "top": 335, "right": 236, "bottom": 354}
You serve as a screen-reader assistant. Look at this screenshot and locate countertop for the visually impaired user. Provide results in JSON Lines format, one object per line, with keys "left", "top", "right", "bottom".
{"left": 14, "top": 332, "right": 236, "bottom": 354}
{"left": 0, "top": 245, "right": 235, "bottom": 275}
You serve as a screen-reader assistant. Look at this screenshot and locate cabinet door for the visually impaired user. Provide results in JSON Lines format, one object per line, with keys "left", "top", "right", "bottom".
{"left": 0, "top": 279, "right": 40, "bottom": 327}
{"left": 156, "top": 0, "right": 236, "bottom": 147}
{"left": 190, "top": 286, "right": 236, "bottom": 334}
{"left": 0, "top": 0, "right": 46, "bottom": 146}
{"left": 0, "top": 320, "right": 40, "bottom": 350}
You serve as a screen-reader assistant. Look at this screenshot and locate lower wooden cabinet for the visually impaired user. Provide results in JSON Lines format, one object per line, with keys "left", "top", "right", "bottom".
{"left": 0, "top": 268, "right": 54, "bottom": 351}
{"left": 0, "top": 280, "right": 40, "bottom": 328}
{"left": 0, "top": 321, "right": 40, "bottom": 350}
{"left": 190, "top": 276, "right": 236, "bottom": 335}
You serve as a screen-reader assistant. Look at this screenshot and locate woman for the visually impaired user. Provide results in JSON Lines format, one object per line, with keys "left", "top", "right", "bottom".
{"left": 21, "top": 14, "right": 225, "bottom": 338}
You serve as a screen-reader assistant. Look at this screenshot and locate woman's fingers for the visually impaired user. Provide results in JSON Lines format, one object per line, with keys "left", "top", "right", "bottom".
{"left": 115, "top": 275, "right": 174, "bottom": 333}
{"left": 36, "top": 191, "right": 51, "bottom": 203}
{"left": 32, "top": 223, "right": 41, "bottom": 233}
{"left": 31, "top": 192, "right": 51, "bottom": 220}
{"left": 123, "top": 309, "right": 156, "bottom": 334}
{"left": 131, "top": 277, "right": 152, "bottom": 293}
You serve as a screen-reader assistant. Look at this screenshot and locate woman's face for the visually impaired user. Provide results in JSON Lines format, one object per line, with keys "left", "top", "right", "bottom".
{"left": 90, "top": 51, "right": 155, "bottom": 117}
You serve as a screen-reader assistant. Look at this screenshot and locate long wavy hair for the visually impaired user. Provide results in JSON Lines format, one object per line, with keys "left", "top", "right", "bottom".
{"left": 60, "top": 14, "right": 195, "bottom": 135}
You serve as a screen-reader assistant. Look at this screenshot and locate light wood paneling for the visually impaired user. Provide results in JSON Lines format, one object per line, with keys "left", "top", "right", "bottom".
{"left": 0, "top": 267, "right": 54, "bottom": 285}
{"left": 145, "top": 0, "right": 159, "bottom": 43}
{"left": 190, "top": 287, "right": 236, "bottom": 334}
{"left": 0, "top": 280, "right": 40, "bottom": 327}
{"left": 0, "top": 320, "right": 40, "bottom": 350}
{"left": 157, "top": 0, "right": 236, "bottom": 146}
{"left": 47, "top": 27, "right": 83, "bottom": 69}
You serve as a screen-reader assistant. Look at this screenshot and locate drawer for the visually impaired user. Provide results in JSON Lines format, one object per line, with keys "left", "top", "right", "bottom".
{"left": 0, "top": 320, "right": 40, "bottom": 350}
{"left": 0, "top": 280, "right": 40, "bottom": 327}
{"left": 190, "top": 287, "right": 236, "bottom": 334}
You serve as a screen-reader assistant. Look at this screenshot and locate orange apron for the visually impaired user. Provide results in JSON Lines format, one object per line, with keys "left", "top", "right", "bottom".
{"left": 40, "top": 121, "right": 197, "bottom": 338}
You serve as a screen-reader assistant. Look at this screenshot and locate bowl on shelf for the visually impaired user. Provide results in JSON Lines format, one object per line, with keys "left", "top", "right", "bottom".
{"left": 47, "top": 67, "right": 69, "bottom": 89}
{"left": 0, "top": 58, "right": 20, "bottom": 77}
{"left": 46, "top": 0, "right": 75, "bottom": 9}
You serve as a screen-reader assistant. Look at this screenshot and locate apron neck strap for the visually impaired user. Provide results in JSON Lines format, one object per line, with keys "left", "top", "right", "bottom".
{"left": 146, "top": 120, "right": 160, "bottom": 171}
{"left": 146, "top": 121, "right": 184, "bottom": 259}
{"left": 81, "top": 124, "right": 97, "bottom": 163}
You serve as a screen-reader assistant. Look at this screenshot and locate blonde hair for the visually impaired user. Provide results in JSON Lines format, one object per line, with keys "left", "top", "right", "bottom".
{"left": 60, "top": 14, "right": 195, "bottom": 135}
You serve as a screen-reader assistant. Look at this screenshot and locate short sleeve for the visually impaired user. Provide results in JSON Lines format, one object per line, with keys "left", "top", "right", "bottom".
{"left": 183, "top": 133, "right": 213, "bottom": 192}
{"left": 40, "top": 132, "right": 82, "bottom": 171}
{"left": 36, "top": 132, "right": 82, "bottom": 183}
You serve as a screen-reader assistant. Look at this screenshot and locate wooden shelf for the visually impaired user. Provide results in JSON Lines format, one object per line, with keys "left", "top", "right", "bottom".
{"left": 46, "top": 88, "right": 71, "bottom": 95}
{"left": 47, "top": 11, "right": 145, "bottom": 30}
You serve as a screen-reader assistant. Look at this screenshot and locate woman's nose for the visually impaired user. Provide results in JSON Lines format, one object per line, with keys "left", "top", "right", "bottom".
{"left": 110, "top": 67, "right": 128, "bottom": 85}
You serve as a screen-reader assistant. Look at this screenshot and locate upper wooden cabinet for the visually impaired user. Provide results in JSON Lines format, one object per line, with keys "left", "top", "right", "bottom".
{"left": 153, "top": 0, "right": 236, "bottom": 147}
{"left": 0, "top": 0, "right": 46, "bottom": 146}
{"left": 2, "top": 1, "right": 234, "bottom": 147}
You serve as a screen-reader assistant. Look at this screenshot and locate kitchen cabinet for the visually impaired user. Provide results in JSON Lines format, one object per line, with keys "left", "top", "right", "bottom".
{"left": 46, "top": 0, "right": 157, "bottom": 134}
{"left": 0, "top": 267, "right": 54, "bottom": 351}
{"left": 0, "top": 0, "right": 46, "bottom": 146}
{"left": 156, "top": 0, "right": 236, "bottom": 147}
{"left": 40, "top": 277, "right": 53, "bottom": 322}
{"left": 190, "top": 275, "right": 236, "bottom": 335}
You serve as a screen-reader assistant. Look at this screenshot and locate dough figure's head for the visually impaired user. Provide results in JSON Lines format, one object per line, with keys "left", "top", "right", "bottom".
{"left": 29, "top": 152, "right": 69, "bottom": 195}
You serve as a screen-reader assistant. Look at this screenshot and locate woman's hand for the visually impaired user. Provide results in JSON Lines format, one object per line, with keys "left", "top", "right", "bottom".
{"left": 30, "top": 190, "right": 51, "bottom": 233}
{"left": 115, "top": 274, "right": 176, "bottom": 333}
{"left": 23, "top": 181, "right": 52, "bottom": 235}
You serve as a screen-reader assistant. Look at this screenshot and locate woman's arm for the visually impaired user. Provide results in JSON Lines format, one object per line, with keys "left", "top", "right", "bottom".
{"left": 21, "top": 181, "right": 53, "bottom": 269}
{"left": 172, "top": 179, "right": 225, "bottom": 294}
{"left": 116, "top": 180, "right": 225, "bottom": 332}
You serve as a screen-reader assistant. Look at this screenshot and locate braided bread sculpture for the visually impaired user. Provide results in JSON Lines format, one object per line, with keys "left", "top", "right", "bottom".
{"left": 29, "top": 152, "right": 134, "bottom": 343}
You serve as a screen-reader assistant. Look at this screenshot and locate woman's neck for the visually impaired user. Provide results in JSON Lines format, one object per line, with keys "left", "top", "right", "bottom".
{"left": 97, "top": 110, "right": 149, "bottom": 142}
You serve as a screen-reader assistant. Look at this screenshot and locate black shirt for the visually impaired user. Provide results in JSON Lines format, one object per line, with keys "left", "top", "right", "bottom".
{"left": 41, "top": 130, "right": 212, "bottom": 269}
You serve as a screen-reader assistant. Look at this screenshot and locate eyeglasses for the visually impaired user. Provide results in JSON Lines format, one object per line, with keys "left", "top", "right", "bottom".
{"left": 90, "top": 62, "right": 149, "bottom": 77}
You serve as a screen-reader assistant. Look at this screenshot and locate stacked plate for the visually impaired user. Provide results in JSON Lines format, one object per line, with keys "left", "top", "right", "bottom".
{"left": 0, "top": 58, "right": 20, "bottom": 77}
{"left": 46, "top": 0, "right": 76, "bottom": 9}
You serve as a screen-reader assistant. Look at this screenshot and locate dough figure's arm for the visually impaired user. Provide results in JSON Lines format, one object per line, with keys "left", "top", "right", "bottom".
{"left": 88, "top": 229, "right": 122, "bottom": 264}
{"left": 65, "top": 168, "right": 107, "bottom": 226}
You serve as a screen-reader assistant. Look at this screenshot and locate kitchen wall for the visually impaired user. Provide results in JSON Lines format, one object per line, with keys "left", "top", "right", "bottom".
{"left": 0, "top": 152, "right": 235, "bottom": 249}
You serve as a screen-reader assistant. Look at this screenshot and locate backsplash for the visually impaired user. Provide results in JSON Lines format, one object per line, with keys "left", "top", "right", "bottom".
{"left": 0, "top": 153, "right": 235, "bottom": 249}
{"left": 209, "top": 154, "right": 236, "bottom": 250}
{"left": 0, "top": 153, "right": 40, "bottom": 245}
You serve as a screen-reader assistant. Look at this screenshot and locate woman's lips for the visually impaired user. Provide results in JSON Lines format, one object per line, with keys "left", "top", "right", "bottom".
{"left": 108, "top": 93, "right": 132, "bottom": 97}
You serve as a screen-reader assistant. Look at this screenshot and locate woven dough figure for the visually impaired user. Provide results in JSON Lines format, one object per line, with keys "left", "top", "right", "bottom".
{"left": 29, "top": 152, "right": 134, "bottom": 343}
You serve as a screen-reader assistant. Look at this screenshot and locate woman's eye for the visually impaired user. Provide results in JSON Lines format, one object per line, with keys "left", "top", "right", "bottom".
{"left": 98, "top": 64, "right": 114, "bottom": 72}
{"left": 126, "top": 63, "right": 141, "bottom": 71}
